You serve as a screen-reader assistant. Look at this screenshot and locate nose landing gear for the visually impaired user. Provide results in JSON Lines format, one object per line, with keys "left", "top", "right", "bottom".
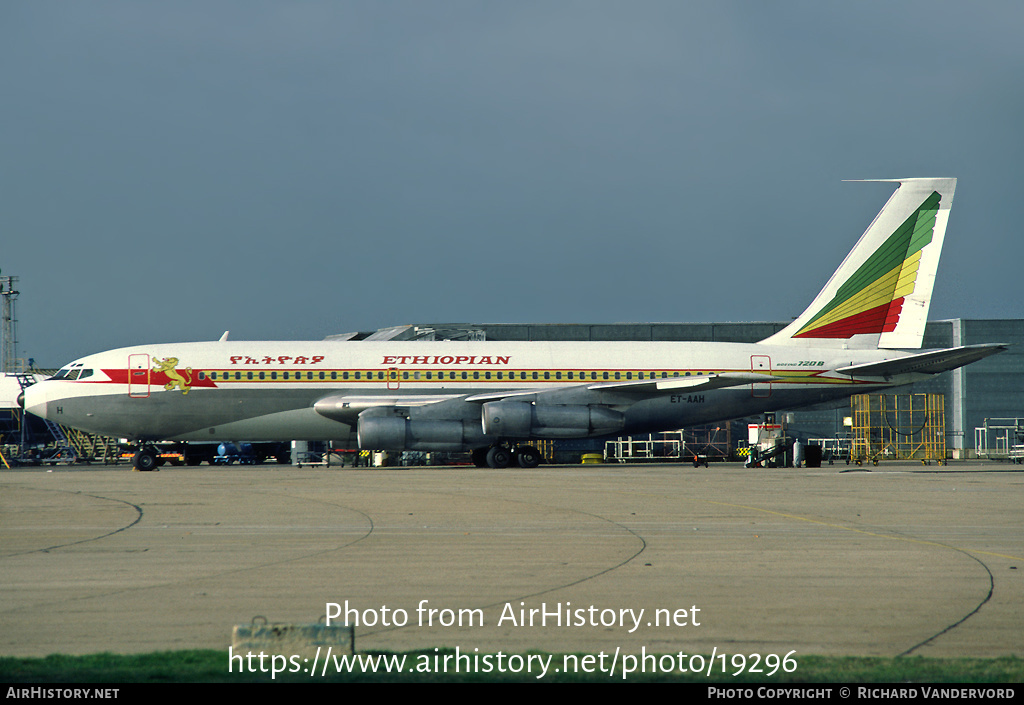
{"left": 132, "top": 445, "right": 160, "bottom": 472}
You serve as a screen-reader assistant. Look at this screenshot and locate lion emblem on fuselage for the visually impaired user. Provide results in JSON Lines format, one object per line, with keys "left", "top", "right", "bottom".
{"left": 153, "top": 356, "right": 192, "bottom": 394}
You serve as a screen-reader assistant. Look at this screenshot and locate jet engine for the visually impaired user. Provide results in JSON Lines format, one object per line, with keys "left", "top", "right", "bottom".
{"left": 357, "top": 416, "right": 487, "bottom": 451}
{"left": 480, "top": 401, "right": 624, "bottom": 438}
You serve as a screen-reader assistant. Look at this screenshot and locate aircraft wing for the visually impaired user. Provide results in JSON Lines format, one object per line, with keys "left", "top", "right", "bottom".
{"left": 464, "top": 371, "right": 778, "bottom": 403}
{"left": 836, "top": 344, "right": 1007, "bottom": 378}
{"left": 586, "top": 371, "right": 779, "bottom": 393}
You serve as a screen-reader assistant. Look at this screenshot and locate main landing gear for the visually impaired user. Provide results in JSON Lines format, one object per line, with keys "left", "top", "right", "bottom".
{"left": 472, "top": 444, "right": 542, "bottom": 469}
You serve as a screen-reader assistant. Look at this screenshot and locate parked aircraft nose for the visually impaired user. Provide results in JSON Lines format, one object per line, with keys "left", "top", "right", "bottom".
{"left": 22, "top": 384, "right": 49, "bottom": 421}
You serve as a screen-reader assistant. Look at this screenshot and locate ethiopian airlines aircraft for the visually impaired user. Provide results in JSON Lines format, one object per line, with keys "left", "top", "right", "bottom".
{"left": 24, "top": 178, "right": 1004, "bottom": 470}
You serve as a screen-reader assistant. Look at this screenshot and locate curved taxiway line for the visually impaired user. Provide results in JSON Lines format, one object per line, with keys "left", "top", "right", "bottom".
{"left": 1, "top": 487, "right": 143, "bottom": 558}
{"left": 1, "top": 465, "right": 1020, "bottom": 658}
{"left": 0, "top": 480, "right": 375, "bottom": 627}
{"left": 357, "top": 492, "right": 648, "bottom": 641}
{"left": 664, "top": 495, "right": 1006, "bottom": 658}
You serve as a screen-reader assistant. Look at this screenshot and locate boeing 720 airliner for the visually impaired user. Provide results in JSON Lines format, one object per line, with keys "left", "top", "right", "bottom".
{"left": 24, "top": 178, "right": 1005, "bottom": 470}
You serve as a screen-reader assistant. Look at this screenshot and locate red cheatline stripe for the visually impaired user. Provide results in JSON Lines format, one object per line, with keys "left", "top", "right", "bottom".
{"left": 102, "top": 369, "right": 218, "bottom": 388}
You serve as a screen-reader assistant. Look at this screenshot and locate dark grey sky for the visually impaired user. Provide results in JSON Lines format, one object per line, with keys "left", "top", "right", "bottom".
{"left": 3, "top": 2, "right": 1022, "bottom": 366}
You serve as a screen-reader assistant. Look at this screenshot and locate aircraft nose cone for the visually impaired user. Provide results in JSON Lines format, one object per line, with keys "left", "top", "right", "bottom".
{"left": 22, "top": 384, "right": 48, "bottom": 420}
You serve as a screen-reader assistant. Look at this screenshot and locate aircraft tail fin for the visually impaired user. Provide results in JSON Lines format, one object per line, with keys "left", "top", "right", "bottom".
{"left": 761, "top": 178, "right": 956, "bottom": 350}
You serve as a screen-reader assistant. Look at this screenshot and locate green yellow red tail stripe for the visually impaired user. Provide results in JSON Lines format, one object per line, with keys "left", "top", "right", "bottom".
{"left": 794, "top": 191, "right": 941, "bottom": 339}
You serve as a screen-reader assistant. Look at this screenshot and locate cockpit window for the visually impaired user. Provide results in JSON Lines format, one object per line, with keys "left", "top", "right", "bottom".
{"left": 51, "top": 363, "right": 86, "bottom": 381}
{"left": 78, "top": 369, "right": 93, "bottom": 380}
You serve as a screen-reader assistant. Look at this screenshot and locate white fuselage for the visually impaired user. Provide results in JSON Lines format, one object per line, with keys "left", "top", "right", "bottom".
{"left": 24, "top": 339, "right": 910, "bottom": 446}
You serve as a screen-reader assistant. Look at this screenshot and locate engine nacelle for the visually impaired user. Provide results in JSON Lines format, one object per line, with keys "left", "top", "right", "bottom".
{"left": 357, "top": 416, "right": 482, "bottom": 451}
{"left": 481, "top": 401, "right": 624, "bottom": 438}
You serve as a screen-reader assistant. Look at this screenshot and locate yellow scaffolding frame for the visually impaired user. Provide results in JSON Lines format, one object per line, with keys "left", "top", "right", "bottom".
{"left": 850, "top": 394, "right": 946, "bottom": 465}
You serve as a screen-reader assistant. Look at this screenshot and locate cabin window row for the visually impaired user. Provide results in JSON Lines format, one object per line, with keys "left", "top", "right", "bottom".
{"left": 200, "top": 370, "right": 711, "bottom": 382}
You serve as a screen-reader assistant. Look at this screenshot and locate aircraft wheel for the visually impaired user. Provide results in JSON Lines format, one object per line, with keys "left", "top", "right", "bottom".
{"left": 134, "top": 447, "right": 158, "bottom": 472}
{"left": 516, "top": 446, "right": 541, "bottom": 469}
{"left": 486, "top": 446, "right": 512, "bottom": 469}
{"left": 471, "top": 448, "right": 490, "bottom": 468}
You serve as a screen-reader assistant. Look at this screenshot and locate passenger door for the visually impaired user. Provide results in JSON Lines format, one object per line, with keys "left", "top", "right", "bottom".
{"left": 128, "top": 354, "right": 150, "bottom": 398}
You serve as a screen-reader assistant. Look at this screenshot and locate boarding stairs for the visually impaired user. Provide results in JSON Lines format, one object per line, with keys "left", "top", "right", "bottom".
{"left": 64, "top": 427, "right": 120, "bottom": 464}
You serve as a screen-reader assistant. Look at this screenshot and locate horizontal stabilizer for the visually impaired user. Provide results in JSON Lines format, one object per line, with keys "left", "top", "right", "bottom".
{"left": 836, "top": 344, "right": 1007, "bottom": 378}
